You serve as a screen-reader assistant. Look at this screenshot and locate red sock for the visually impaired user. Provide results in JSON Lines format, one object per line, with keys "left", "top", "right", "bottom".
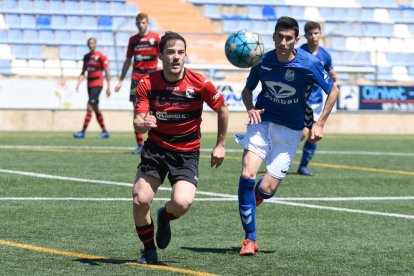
{"left": 82, "top": 111, "right": 92, "bottom": 132}
{"left": 135, "top": 131, "right": 143, "bottom": 146}
{"left": 96, "top": 111, "right": 107, "bottom": 131}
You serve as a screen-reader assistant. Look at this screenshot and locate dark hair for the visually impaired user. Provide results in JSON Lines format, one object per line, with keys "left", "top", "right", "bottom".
{"left": 159, "top": 31, "right": 187, "bottom": 53}
{"left": 274, "top": 16, "right": 299, "bottom": 37}
{"left": 87, "top": 37, "right": 96, "bottom": 44}
{"left": 304, "top": 21, "right": 321, "bottom": 34}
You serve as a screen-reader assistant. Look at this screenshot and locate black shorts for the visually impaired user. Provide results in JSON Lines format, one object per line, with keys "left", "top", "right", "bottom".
{"left": 138, "top": 141, "right": 200, "bottom": 186}
{"left": 88, "top": 86, "right": 102, "bottom": 105}
{"left": 129, "top": 79, "right": 140, "bottom": 103}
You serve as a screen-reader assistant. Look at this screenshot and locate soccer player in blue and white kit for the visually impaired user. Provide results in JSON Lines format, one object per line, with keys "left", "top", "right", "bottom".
{"left": 297, "top": 21, "right": 338, "bottom": 176}
{"left": 235, "top": 16, "right": 339, "bottom": 256}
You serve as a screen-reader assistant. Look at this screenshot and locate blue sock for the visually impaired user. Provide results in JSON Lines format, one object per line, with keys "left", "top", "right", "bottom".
{"left": 238, "top": 176, "right": 257, "bottom": 241}
{"left": 300, "top": 140, "right": 317, "bottom": 168}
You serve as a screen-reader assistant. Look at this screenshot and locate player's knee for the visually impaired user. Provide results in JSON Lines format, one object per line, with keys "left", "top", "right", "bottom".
{"left": 240, "top": 169, "right": 256, "bottom": 180}
{"left": 132, "top": 191, "right": 152, "bottom": 209}
{"left": 171, "top": 198, "right": 193, "bottom": 216}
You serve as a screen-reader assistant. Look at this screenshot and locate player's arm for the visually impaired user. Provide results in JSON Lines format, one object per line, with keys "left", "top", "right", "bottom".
{"left": 329, "top": 68, "right": 337, "bottom": 83}
{"left": 103, "top": 58, "right": 111, "bottom": 97}
{"left": 242, "top": 86, "right": 264, "bottom": 124}
{"left": 76, "top": 66, "right": 86, "bottom": 92}
{"left": 211, "top": 102, "right": 229, "bottom": 168}
{"left": 114, "top": 58, "right": 131, "bottom": 92}
{"left": 311, "top": 84, "right": 339, "bottom": 142}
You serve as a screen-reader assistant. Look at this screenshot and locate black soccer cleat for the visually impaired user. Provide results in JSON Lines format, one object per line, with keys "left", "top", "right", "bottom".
{"left": 137, "top": 249, "right": 158, "bottom": 264}
{"left": 156, "top": 207, "right": 172, "bottom": 249}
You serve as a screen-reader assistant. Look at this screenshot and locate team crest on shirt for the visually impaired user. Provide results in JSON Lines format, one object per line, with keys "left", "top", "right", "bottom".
{"left": 94, "top": 55, "right": 99, "bottom": 61}
{"left": 149, "top": 38, "right": 156, "bottom": 45}
{"left": 284, "top": 69, "right": 295, "bottom": 81}
{"left": 185, "top": 87, "right": 196, "bottom": 98}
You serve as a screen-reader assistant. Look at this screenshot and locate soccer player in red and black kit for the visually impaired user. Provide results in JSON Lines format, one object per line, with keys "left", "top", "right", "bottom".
{"left": 131, "top": 32, "right": 229, "bottom": 264}
{"left": 74, "top": 37, "right": 111, "bottom": 139}
{"left": 114, "top": 13, "right": 160, "bottom": 154}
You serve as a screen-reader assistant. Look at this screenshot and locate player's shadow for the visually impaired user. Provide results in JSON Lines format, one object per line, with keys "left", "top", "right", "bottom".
{"left": 181, "top": 246, "right": 275, "bottom": 254}
{"left": 74, "top": 258, "right": 177, "bottom": 266}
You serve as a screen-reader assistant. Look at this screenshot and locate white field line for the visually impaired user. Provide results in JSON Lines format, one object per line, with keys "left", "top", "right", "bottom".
{"left": 1, "top": 168, "right": 413, "bottom": 220}
{"left": 1, "top": 145, "right": 414, "bottom": 157}
{"left": 0, "top": 197, "right": 238, "bottom": 202}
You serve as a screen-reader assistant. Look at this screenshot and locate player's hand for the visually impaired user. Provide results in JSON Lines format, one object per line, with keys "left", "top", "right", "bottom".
{"left": 106, "top": 87, "right": 111, "bottom": 97}
{"left": 247, "top": 108, "right": 265, "bottom": 125}
{"left": 310, "top": 123, "right": 323, "bottom": 143}
{"left": 211, "top": 144, "right": 225, "bottom": 168}
{"left": 75, "top": 85, "right": 80, "bottom": 92}
{"left": 114, "top": 81, "right": 122, "bottom": 92}
{"left": 143, "top": 113, "right": 157, "bottom": 129}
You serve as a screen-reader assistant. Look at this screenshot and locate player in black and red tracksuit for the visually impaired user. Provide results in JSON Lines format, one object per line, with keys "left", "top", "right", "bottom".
{"left": 74, "top": 37, "right": 111, "bottom": 139}
{"left": 131, "top": 32, "right": 229, "bottom": 264}
{"left": 114, "top": 13, "right": 160, "bottom": 153}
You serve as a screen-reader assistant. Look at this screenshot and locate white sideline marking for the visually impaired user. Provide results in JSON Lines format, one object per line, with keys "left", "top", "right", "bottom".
{"left": 1, "top": 168, "right": 413, "bottom": 220}
{"left": 276, "top": 196, "right": 414, "bottom": 201}
{"left": 1, "top": 145, "right": 414, "bottom": 157}
{"left": 272, "top": 200, "right": 414, "bottom": 220}
{"left": 0, "top": 197, "right": 238, "bottom": 202}
{"left": 0, "top": 169, "right": 235, "bottom": 198}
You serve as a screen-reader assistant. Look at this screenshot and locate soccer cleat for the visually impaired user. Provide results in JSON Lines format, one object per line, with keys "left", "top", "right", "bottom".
{"left": 73, "top": 131, "right": 85, "bottom": 138}
{"left": 137, "top": 249, "right": 158, "bottom": 264}
{"left": 132, "top": 145, "right": 143, "bottom": 154}
{"left": 297, "top": 166, "right": 314, "bottom": 176}
{"left": 99, "top": 131, "right": 110, "bottom": 139}
{"left": 239, "top": 239, "right": 258, "bottom": 256}
{"left": 156, "top": 207, "right": 172, "bottom": 249}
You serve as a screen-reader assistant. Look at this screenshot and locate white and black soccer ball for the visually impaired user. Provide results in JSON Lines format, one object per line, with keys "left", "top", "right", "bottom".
{"left": 224, "top": 29, "right": 264, "bottom": 68}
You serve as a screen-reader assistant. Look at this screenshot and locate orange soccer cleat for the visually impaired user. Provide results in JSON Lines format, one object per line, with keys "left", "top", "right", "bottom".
{"left": 255, "top": 186, "right": 264, "bottom": 207}
{"left": 239, "top": 239, "right": 259, "bottom": 256}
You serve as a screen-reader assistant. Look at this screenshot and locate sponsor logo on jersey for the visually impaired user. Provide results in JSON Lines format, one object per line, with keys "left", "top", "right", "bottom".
{"left": 166, "top": 86, "right": 180, "bottom": 91}
{"left": 185, "top": 87, "right": 196, "bottom": 98}
{"left": 212, "top": 93, "right": 221, "bottom": 101}
{"left": 265, "top": 81, "right": 296, "bottom": 98}
{"left": 261, "top": 65, "right": 272, "bottom": 71}
{"left": 284, "top": 69, "right": 295, "bottom": 81}
{"left": 156, "top": 111, "right": 190, "bottom": 121}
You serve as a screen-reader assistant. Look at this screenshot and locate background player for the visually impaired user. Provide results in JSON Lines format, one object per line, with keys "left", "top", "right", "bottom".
{"left": 74, "top": 38, "right": 110, "bottom": 139}
{"left": 235, "top": 17, "right": 339, "bottom": 256}
{"left": 297, "top": 21, "right": 338, "bottom": 176}
{"left": 114, "top": 13, "right": 160, "bottom": 154}
{"left": 132, "top": 32, "right": 229, "bottom": 264}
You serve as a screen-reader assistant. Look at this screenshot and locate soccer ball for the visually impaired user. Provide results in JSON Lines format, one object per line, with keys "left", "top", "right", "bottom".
{"left": 224, "top": 29, "right": 264, "bottom": 68}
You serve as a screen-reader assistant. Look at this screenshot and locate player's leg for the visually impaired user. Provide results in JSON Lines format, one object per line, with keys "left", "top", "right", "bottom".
{"left": 88, "top": 87, "right": 109, "bottom": 139}
{"left": 73, "top": 90, "right": 94, "bottom": 138}
{"left": 132, "top": 142, "right": 166, "bottom": 264}
{"left": 239, "top": 149, "right": 263, "bottom": 256}
{"left": 156, "top": 150, "right": 199, "bottom": 249}
{"left": 130, "top": 79, "right": 144, "bottom": 154}
{"left": 298, "top": 103, "right": 322, "bottom": 176}
{"left": 132, "top": 171, "right": 162, "bottom": 264}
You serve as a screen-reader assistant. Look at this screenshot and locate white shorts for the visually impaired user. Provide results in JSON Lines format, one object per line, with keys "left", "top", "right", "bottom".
{"left": 310, "top": 103, "right": 323, "bottom": 122}
{"left": 235, "top": 122, "right": 302, "bottom": 179}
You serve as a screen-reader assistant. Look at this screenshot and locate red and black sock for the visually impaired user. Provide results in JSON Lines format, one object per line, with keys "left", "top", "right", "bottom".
{"left": 159, "top": 205, "right": 179, "bottom": 224}
{"left": 135, "top": 131, "right": 144, "bottom": 146}
{"left": 136, "top": 221, "right": 156, "bottom": 251}
{"left": 96, "top": 111, "right": 107, "bottom": 132}
{"left": 81, "top": 111, "right": 92, "bottom": 132}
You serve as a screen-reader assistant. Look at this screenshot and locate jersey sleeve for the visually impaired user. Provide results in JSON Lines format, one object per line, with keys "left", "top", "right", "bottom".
{"left": 201, "top": 80, "right": 225, "bottom": 111}
{"left": 245, "top": 64, "right": 260, "bottom": 91}
{"left": 100, "top": 53, "right": 108, "bottom": 69}
{"left": 310, "top": 60, "right": 334, "bottom": 94}
{"left": 135, "top": 79, "right": 150, "bottom": 114}
{"left": 81, "top": 55, "right": 87, "bottom": 74}
{"left": 126, "top": 37, "right": 133, "bottom": 59}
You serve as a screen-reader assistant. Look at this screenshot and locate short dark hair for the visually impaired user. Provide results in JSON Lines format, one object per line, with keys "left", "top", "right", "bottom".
{"left": 87, "top": 37, "right": 96, "bottom": 44}
{"left": 159, "top": 31, "right": 187, "bottom": 53}
{"left": 274, "top": 16, "right": 299, "bottom": 37}
{"left": 304, "top": 21, "right": 321, "bottom": 34}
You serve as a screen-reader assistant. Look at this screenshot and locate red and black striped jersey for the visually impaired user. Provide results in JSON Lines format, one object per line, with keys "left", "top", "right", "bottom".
{"left": 82, "top": 51, "right": 108, "bottom": 88}
{"left": 126, "top": 32, "right": 160, "bottom": 80}
{"left": 135, "top": 69, "right": 225, "bottom": 151}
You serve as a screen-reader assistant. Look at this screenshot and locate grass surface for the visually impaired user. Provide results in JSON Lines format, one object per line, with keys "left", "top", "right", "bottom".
{"left": 1, "top": 131, "right": 413, "bottom": 275}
